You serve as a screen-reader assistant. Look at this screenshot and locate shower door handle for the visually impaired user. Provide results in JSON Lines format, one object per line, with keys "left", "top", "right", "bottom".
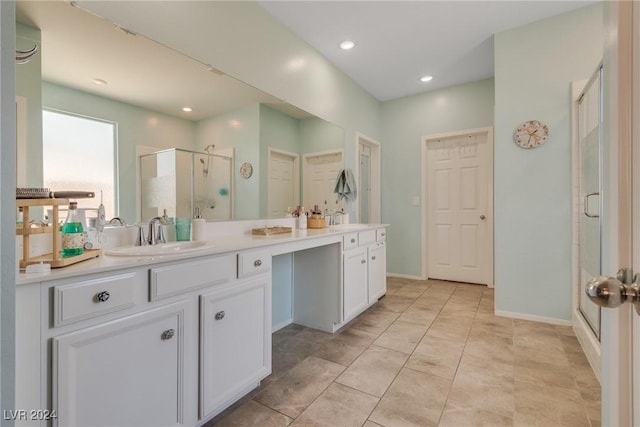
{"left": 583, "top": 192, "right": 600, "bottom": 218}
{"left": 585, "top": 267, "right": 640, "bottom": 315}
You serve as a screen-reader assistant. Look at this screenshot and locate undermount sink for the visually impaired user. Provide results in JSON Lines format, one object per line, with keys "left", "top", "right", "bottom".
{"left": 105, "top": 241, "right": 212, "bottom": 257}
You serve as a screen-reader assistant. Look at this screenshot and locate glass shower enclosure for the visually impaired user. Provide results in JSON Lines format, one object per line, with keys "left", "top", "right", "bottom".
{"left": 577, "top": 66, "right": 603, "bottom": 338}
{"left": 140, "top": 148, "right": 233, "bottom": 221}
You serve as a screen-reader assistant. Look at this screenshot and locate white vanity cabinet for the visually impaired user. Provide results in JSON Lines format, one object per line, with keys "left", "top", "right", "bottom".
{"left": 342, "top": 227, "right": 387, "bottom": 323}
{"left": 199, "top": 275, "right": 271, "bottom": 419}
{"left": 368, "top": 238, "right": 387, "bottom": 304}
{"left": 343, "top": 245, "right": 369, "bottom": 323}
{"left": 52, "top": 300, "right": 190, "bottom": 427}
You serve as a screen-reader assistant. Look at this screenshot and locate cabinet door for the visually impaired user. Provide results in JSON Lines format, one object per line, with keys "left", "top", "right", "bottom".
{"left": 368, "top": 242, "right": 387, "bottom": 304}
{"left": 200, "top": 277, "right": 271, "bottom": 419}
{"left": 343, "top": 246, "right": 369, "bottom": 322}
{"left": 52, "top": 301, "right": 189, "bottom": 427}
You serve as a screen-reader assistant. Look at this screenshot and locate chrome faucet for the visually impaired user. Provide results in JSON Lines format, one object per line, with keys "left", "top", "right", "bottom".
{"left": 147, "top": 216, "right": 167, "bottom": 245}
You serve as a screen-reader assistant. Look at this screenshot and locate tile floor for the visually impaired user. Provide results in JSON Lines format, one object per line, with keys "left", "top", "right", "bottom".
{"left": 206, "top": 278, "right": 601, "bottom": 427}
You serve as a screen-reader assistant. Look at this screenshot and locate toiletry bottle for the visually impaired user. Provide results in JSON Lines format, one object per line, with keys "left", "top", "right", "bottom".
{"left": 298, "top": 207, "right": 307, "bottom": 229}
{"left": 192, "top": 207, "right": 206, "bottom": 241}
{"left": 61, "top": 201, "right": 84, "bottom": 257}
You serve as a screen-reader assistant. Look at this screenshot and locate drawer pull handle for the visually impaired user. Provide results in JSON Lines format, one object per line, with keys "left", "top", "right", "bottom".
{"left": 215, "top": 311, "right": 226, "bottom": 320}
{"left": 361, "top": 259, "right": 366, "bottom": 264}
{"left": 161, "top": 329, "right": 175, "bottom": 340}
{"left": 254, "top": 259, "right": 262, "bottom": 267}
{"left": 351, "top": 238, "right": 356, "bottom": 243}
{"left": 95, "top": 291, "right": 110, "bottom": 303}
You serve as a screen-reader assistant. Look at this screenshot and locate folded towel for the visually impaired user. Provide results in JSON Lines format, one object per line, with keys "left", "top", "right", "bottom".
{"left": 333, "top": 168, "right": 357, "bottom": 202}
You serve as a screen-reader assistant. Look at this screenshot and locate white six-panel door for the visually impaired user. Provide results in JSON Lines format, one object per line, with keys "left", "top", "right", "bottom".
{"left": 425, "top": 130, "right": 492, "bottom": 285}
{"left": 303, "top": 150, "right": 343, "bottom": 212}
{"left": 268, "top": 148, "right": 298, "bottom": 217}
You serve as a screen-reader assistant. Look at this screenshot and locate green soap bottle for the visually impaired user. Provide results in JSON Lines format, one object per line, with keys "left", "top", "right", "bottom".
{"left": 61, "top": 201, "right": 84, "bottom": 258}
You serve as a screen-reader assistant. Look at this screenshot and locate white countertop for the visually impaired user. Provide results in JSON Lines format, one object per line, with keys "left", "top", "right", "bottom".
{"left": 17, "top": 224, "right": 387, "bottom": 285}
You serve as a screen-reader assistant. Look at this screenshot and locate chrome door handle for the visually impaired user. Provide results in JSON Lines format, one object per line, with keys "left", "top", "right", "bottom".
{"left": 584, "top": 192, "right": 600, "bottom": 218}
{"left": 585, "top": 268, "right": 640, "bottom": 315}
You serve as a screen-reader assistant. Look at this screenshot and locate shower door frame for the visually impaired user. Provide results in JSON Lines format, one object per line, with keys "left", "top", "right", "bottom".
{"left": 571, "top": 69, "right": 604, "bottom": 382}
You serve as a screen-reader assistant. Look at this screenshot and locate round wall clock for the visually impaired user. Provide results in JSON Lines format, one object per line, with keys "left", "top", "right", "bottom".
{"left": 514, "top": 120, "right": 549, "bottom": 149}
{"left": 239, "top": 162, "right": 253, "bottom": 179}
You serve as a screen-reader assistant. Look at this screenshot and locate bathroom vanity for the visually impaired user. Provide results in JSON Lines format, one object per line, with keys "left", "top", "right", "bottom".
{"left": 15, "top": 222, "right": 387, "bottom": 427}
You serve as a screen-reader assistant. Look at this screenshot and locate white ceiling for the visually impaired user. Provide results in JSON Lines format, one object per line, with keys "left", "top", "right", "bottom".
{"left": 15, "top": 1, "right": 597, "bottom": 118}
{"left": 15, "top": 0, "right": 309, "bottom": 121}
{"left": 259, "top": 1, "right": 597, "bottom": 101}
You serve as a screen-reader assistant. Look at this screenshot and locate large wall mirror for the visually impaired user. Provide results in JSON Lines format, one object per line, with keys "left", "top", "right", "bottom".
{"left": 15, "top": 0, "right": 345, "bottom": 223}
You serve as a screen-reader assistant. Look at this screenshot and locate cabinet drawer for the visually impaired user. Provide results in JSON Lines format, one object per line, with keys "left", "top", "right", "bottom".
{"left": 150, "top": 254, "right": 236, "bottom": 300}
{"left": 238, "top": 250, "right": 271, "bottom": 278}
{"left": 358, "top": 229, "right": 376, "bottom": 246}
{"left": 53, "top": 273, "right": 137, "bottom": 327}
{"left": 343, "top": 233, "right": 359, "bottom": 251}
{"left": 376, "top": 228, "right": 386, "bottom": 242}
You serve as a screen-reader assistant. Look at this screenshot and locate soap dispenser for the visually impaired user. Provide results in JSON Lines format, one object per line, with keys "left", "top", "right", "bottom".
{"left": 192, "top": 207, "right": 206, "bottom": 241}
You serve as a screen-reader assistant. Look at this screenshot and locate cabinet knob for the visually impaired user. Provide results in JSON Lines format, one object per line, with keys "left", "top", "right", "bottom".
{"left": 94, "top": 291, "right": 110, "bottom": 303}
{"left": 361, "top": 259, "right": 366, "bottom": 264}
{"left": 254, "top": 259, "right": 262, "bottom": 267}
{"left": 372, "top": 256, "right": 376, "bottom": 260}
{"left": 381, "top": 233, "right": 385, "bottom": 237}
{"left": 161, "top": 329, "right": 175, "bottom": 340}
{"left": 351, "top": 238, "right": 356, "bottom": 243}
{"left": 215, "top": 310, "right": 226, "bottom": 320}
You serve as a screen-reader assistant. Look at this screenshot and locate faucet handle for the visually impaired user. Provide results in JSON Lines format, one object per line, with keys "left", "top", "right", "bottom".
{"left": 156, "top": 223, "right": 166, "bottom": 244}
{"left": 134, "top": 225, "right": 146, "bottom": 246}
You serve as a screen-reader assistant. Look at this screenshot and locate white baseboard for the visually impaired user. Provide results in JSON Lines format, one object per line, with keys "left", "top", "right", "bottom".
{"left": 386, "top": 272, "right": 424, "bottom": 281}
{"left": 494, "top": 310, "right": 572, "bottom": 326}
{"left": 572, "top": 310, "right": 601, "bottom": 382}
{"left": 272, "top": 318, "right": 293, "bottom": 333}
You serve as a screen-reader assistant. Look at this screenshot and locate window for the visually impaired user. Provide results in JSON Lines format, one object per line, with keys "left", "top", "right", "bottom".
{"left": 43, "top": 110, "right": 117, "bottom": 221}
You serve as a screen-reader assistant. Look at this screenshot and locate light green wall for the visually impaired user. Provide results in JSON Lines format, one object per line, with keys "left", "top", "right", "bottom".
{"left": 42, "top": 82, "right": 197, "bottom": 223}
{"left": 494, "top": 3, "right": 603, "bottom": 321}
{"left": 76, "top": 0, "right": 382, "bottom": 220}
{"left": 196, "top": 104, "right": 261, "bottom": 219}
{"left": 299, "top": 117, "right": 344, "bottom": 155}
{"left": 381, "top": 79, "right": 495, "bottom": 277}
{"left": 259, "top": 104, "right": 301, "bottom": 216}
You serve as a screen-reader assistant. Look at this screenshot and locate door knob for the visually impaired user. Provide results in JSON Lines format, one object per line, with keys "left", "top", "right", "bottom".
{"left": 585, "top": 268, "right": 640, "bottom": 315}
{"left": 480, "top": 215, "right": 486, "bottom": 220}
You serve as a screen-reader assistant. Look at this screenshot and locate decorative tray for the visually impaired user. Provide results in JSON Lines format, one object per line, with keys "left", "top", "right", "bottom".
{"left": 251, "top": 226, "right": 292, "bottom": 235}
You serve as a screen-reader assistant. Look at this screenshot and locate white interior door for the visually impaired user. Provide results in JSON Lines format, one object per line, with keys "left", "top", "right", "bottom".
{"left": 356, "top": 134, "right": 381, "bottom": 223}
{"left": 595, "top": 2, "right": 638, "bottom": 425}
{"left": 268, "top": 149, "right": 298, "bottom": 217}
{"left": 303, "top": 150, "right": 343, "bottom": 212}
{"left": 425, "top": 130, "right": 492, "bottom": 285}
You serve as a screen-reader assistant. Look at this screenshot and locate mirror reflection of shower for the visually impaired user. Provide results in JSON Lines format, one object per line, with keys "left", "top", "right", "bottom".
{"left": 140, "top": 148, "right": 233, "bottom": 222}
{"left": 200, "top": 144, "right": 215, "bottom": 178}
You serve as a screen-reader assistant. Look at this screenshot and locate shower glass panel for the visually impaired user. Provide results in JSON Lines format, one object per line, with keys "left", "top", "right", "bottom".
{"left": 578, "top": 67, "right": 602, "bottom": 338}
{"left": 140, "top": 148, "right": 233, "bottom": 221}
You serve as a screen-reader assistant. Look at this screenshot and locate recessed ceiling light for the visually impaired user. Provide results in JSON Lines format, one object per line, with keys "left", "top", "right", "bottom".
{"left": 420, "top": 75, "right": 433, "bottom": 82}
{"left": 182, "top": 107, "right": 192, "bottom": 112}
{"left": 92, "top": 78, "right": 108, "bottom": 85}
{"left": 339, "top": 40, "right": 355, "bottom": 50}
